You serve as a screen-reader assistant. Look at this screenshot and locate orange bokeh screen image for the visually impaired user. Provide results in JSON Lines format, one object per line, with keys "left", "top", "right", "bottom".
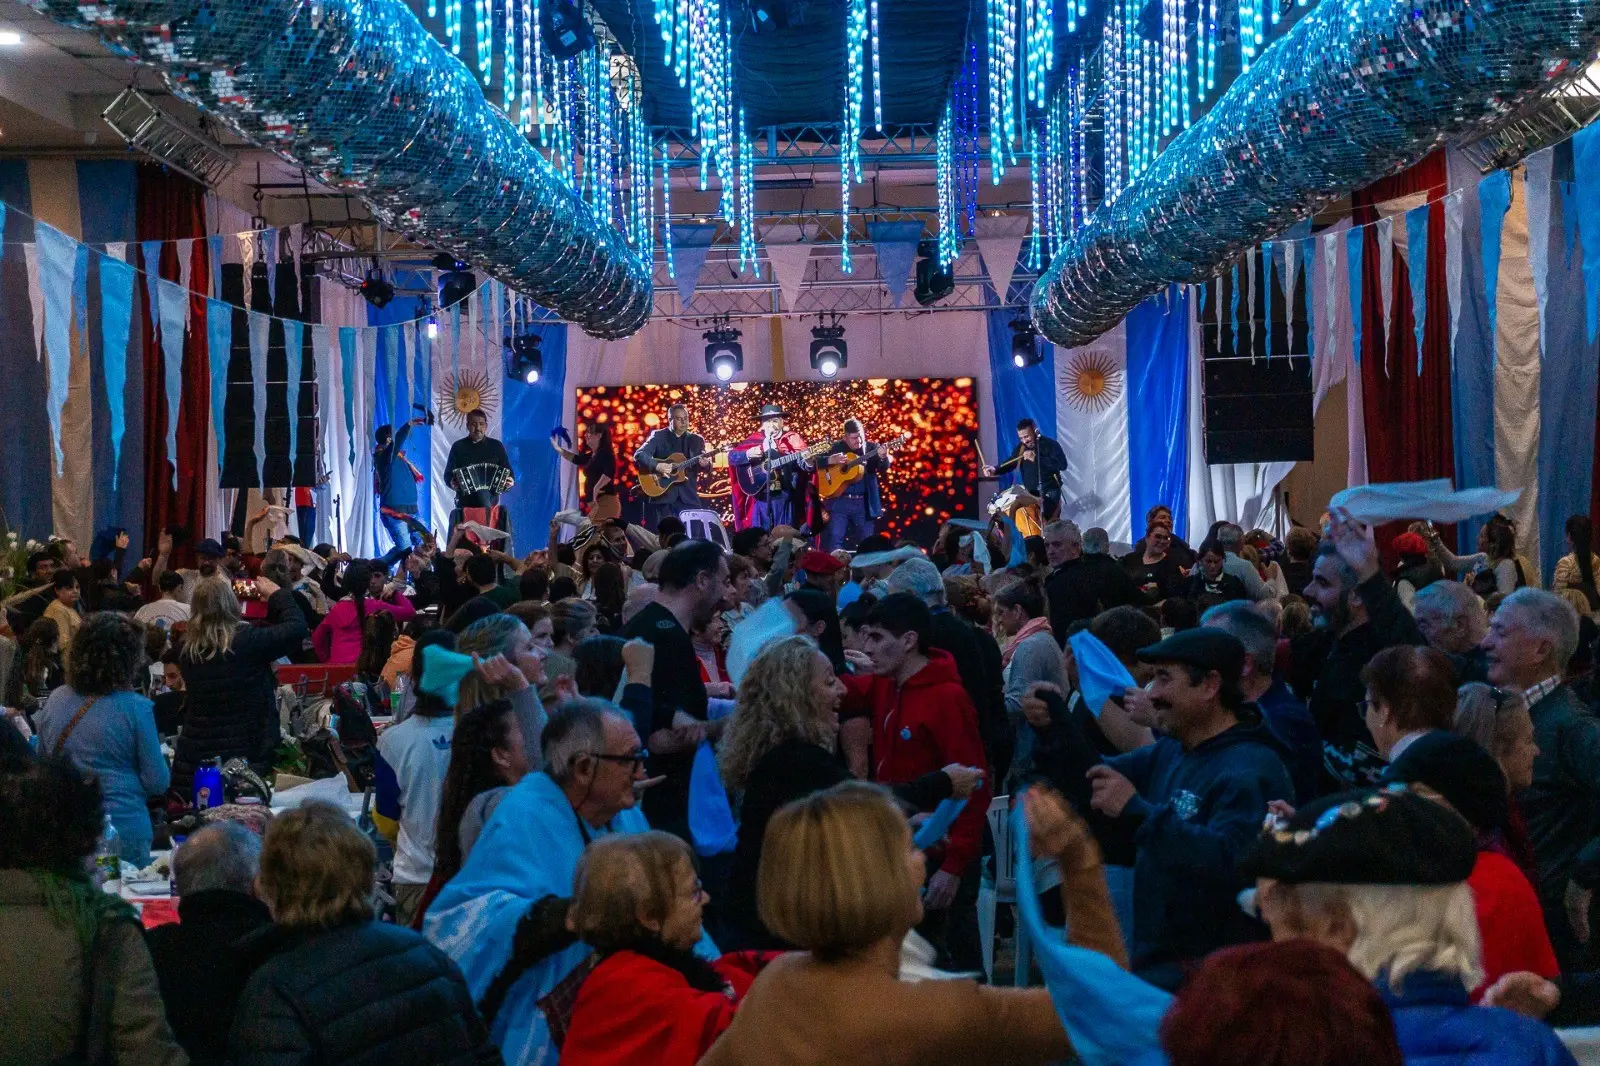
{"left": 575, "top": 377, "right": 981, "bottom": 543}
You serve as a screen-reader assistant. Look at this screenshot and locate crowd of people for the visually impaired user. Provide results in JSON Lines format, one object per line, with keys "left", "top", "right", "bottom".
{"left": 2, "top": 494, "right": 1600, "bottom": 1066}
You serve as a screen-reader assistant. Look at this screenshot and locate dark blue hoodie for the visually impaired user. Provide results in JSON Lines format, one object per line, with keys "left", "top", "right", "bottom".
{"left": 1106, "top": 720, "right": 1293, "bottom": 989}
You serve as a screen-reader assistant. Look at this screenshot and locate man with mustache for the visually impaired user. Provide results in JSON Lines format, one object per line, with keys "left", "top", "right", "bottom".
{"left": 1083, "top": 627, "right": 1293, "bottom": 992}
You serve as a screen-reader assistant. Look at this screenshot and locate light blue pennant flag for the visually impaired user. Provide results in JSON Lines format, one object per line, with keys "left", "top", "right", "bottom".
{"left": 37, "top": 224, "right": 77, "bottom": 476}
{"left": 285, "top": 318, "right": 303, "bottom": 482}
{"left": 249, "top": 311, "right": 269, "bottom": 486}
{"left": 1479, "top": 170, "right": 1513, "bottom": 346}
{"left": 1346, "top": 227, "right": 1365, "bottom": 365}
{"left": 206, "top": 299, "right": 231, "bottom": 473}
{"left": 99, "top": 250, "right": 136, "bottom": 489}
{"left": 339, "top": 327, "right": 358, "bottom": 465}
{"left": 1406, "top": 204, "right": 1429, "bottom": 376}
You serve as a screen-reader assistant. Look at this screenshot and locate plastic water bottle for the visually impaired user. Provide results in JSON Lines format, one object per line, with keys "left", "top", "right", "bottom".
{"left": 93, "top": 815, "right": 120, "bottom": 887}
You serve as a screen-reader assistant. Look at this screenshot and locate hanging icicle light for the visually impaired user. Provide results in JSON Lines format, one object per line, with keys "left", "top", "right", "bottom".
{"left": 738, "top": 110, "right": 758, "bottom": 274}
{"left": 986, "top": 0, "right": 1019, "bottom": 182}
{"left": 502, "top": 0, "right": 518, "bottom": 120}
{"left": 870, "top": 0, "right": 883, "bottom": 129}
{"left": 936, "top": 99, "right": 957, "bottom": 270}
{"left": 840, "top": 0, "right": 868, "bottom": 270}
{"left": 475, "top": 0, "right": 492, "bottom": 83}
{"left": 446, "top": 0, "right": 463, "bottom": 54}
{"left": 663, "top": 146, "right": 676, "bottom": 279}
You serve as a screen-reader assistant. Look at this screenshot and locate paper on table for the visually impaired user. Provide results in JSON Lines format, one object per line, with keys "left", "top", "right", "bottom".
{"left": 1328, "top": 480, "right": 1521, "bottom": 526}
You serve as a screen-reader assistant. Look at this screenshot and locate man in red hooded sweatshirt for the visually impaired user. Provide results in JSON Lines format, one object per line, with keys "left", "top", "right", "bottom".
{"left": 843, "top": 591, "right": 992, "bottom": 971}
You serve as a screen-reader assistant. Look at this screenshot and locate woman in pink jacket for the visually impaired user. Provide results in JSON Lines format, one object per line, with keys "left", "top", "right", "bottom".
{"left": 313, "top": 561, "right": 416, "bottom": 664}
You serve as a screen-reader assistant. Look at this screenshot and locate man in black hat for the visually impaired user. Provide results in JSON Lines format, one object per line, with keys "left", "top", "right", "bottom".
{"left": 1083, "top": 627, "right": 1294, "bottom": 990}
{"left": 729, "top": 403, "right": 813, "bottom": 531}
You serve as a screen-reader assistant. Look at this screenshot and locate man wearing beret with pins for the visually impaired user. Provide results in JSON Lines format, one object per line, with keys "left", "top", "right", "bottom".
{"left": 1084, "top": 627, "right": 1294, "bottom": 991}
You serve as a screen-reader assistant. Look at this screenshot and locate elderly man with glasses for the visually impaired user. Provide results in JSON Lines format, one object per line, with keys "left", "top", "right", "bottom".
{"left": 1483, "top": 588, "right": 1594, "bottom": 971}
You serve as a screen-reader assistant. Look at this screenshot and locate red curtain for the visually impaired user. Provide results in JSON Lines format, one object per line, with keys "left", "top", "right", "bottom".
{"left": 136, "top": 165, "right": 211, "bottom": 564}
{"left": 1352, "top": 151, "right": 1456, "bottom": 553}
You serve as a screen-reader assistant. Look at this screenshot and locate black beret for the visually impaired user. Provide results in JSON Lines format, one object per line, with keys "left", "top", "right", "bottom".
{"left": 1136, "top": 629, "right": 1246, "bottom": 700}
{"left": 1240, "top": 783, "right": 1477, "bottom": 886}
{"left": 1383, "top": 732, "right": 1507, "bottom": 834}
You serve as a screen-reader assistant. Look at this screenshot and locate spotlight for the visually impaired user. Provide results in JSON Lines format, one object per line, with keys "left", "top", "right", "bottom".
{"left": 541, "top": 0, "right": 597, "bottom": 58}
{"left": 746, "top": 0, "right": 790, "bottom": 33}
{"left": 809, "top": 322, "right": 848, "bottom": 378}
{"left": 507, "top": 333, "right": 543, "bottom": 385}
{"left": 704, "top": 324, "right": 744, "bottom": 382}
{"left": 427, "top": 315, "right": 439, "bottom": 340}
{"left": 432, "top": 253, "right": 476, "bottom": 310}
{"left": 1010, "top": 317, "right": 1042, "bottom": 368}
{"left": 359, "top": 268, "right": 394, "bottom": 309}
{"left": 913, "top": 239, "right": 954, "bottom": 307}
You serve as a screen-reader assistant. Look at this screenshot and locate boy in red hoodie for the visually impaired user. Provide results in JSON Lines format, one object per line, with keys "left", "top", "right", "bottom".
{"left": 843, "top": 592, "right": 993, "bottom": 971}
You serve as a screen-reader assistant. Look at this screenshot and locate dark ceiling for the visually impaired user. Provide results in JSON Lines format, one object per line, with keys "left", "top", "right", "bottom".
{"left": 591, "top": 0, "right": 983, "bottom": 128}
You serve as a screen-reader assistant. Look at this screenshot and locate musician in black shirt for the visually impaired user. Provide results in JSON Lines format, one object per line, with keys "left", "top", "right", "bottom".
{"left": 443, "top": 408, "right": 515, "bottom": 509}
{"left": 984, "top": 417, "right": 1067, "bottom": 520}
{"left": 633, "top": 403, "right": 709, "bottom": 529}
{"left": 551, "top": 424, "right": 616, "bottom": 503}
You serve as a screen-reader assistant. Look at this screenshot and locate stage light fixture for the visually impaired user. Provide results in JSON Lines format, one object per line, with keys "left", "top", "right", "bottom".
{"left": 432, "top": 253, "right": 476, "bottom": 310}
{"left": 809, "top": 321, "right": 848, "bottom": 378}
{"left": 913, "top": 239, "right": 955, "bottom": 307}
{"left": 541, "top": 0, "right": 597, "bottom": 58}
{"left": 704, "top": 324, "right": 744, "bottom": 382}
{"left": 507, "top": 333, "right": 543, "bottom": 385}
{"left": 427, "top": 315, "right": 439, "bottom": 339}
{"left": 1010, "top": 317, "right": 1042, "bottom": 368}
{"left": 747, "top": 0, "right": 790, "bottom": 33}
{"left": 359, "top": 267, "right": 395, "bottom": 309}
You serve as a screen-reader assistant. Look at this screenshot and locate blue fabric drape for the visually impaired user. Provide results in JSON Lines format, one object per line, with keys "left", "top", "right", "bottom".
{"left": 1574, "top": 125, "right": 1600, "bottom": 343}
{"left": 1536, "top": 167, "right": 1600, "bottom": 586}
{"left": 1449, "top": 158, "right": 1498, "bottom": 556}
{"left": 985, "top": 280, "right": 1056, "bottom": 484}
{"left": 98, "top": 252, "right": 135, "bottom": 489}
{"left": 1125, "top": 286, "right": 1190, "bottom": 538}
{"left": 501, "top": 317, "right": 567, "bottom": 549}
{"left": 0, "top": 169, "right": 51, "bottom": 537}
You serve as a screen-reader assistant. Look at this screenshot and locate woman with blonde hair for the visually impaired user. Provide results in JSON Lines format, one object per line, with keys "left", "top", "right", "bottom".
{"left": 702, "top": 782, "right": 1123, "bottom": 1065}
{"left": 562, "top": 832, "right": 770, "bottom": 1066}
{"left": 228, "top": 801, "right": 496, "bottom": 1064}
{"left": 1455, "top": 683, "right": 1541, "bottom": 876}
{"left": 172, "top": 575, "right": 306, "bottom": 796}
{"left": 717, "top": 637, "right": 980, "bottom": 951}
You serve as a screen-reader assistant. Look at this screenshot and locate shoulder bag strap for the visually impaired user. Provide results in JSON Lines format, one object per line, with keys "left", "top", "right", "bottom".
{"left": 52, "top": 697, "right": 101, "bottom": 758}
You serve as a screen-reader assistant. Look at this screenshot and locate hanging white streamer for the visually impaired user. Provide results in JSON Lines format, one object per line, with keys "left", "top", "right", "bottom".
{"left": 1377, "top": 215, "right": 1394, "bottom": 370}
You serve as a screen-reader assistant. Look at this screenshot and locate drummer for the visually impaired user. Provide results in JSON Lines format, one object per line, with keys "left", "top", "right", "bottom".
{"left": 983, "top": 417, "right": 1067, "bottom": 521}
{"left": 444, "top": 409, "right": 515, "bottom": 510}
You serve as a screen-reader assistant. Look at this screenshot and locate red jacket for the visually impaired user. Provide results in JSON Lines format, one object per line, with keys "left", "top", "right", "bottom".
{"left": 842, "top": 649, "right": 992, "bottom": 877}
{"left": 562, "top": 950, "right": 767, "bottom": 1066}
{"left": 1469, "top": 850, "right": 1560, "bottom": 1000}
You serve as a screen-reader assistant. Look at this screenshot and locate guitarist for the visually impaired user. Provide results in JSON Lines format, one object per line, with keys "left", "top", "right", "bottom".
{"left": 821, "top": 418, "right": 892, "bottom": 551}
{"left": 633, "top": 403, "right": 709, "bottom": 529}
{"left": 729, "top": 403, "right": 812, "bottom": 531}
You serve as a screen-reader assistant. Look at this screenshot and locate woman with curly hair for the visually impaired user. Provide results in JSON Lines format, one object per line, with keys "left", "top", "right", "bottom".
{"left": 34, "top": 613, "right": 169, "bottom": 865}
{"left": 717, "top": 636, "right": 980, "bottom": 951}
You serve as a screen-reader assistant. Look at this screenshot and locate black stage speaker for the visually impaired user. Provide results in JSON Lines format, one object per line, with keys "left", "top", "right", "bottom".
{"left": 1199, "top": 246, "right": 1316, "bottom": 465}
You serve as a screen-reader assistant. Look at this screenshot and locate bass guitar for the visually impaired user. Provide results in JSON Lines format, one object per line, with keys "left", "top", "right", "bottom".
{"left": 816, "top": 433, "right": 912, "bottom": 501}
{"left": 637, "top": 446, "right": 728, "bottom": 498}
{"left": 732, "top": 441, "right": 832, "bottom": 496}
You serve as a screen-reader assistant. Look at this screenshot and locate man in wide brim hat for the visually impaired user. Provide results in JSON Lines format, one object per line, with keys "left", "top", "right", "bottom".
{"left": 729, "top": 401, "right": 814, "bottom": 533}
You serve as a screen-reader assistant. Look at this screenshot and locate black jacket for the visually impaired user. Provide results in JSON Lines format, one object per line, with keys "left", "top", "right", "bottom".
{"left": 172, "top": 589, "right": 308, "bottom": 793}
{"left": 1176, "top": 571, "right": 1249, "bottom": 604}
{"left": 145, "top": 889, "right": 272, "bottom": 1066}
{"left": 1045, "top": 554, "right": 1150, "bottom": 638}
{"left": 1289, "top": 572, "right": 1424, "bottom": 794}
{"left": 228, "top": 920, "right": 499, "bottom": 1066}
{"left": 995, "top": 436, "right": 1068, "bottom": 497}
{"left": 622, "top": 601, "right": 708, "bottom": 838}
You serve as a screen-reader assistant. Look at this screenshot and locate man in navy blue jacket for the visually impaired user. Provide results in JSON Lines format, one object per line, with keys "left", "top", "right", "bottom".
{"left": 374, "top": 415, "right": 428, "bottom": 551}
{"left": 1086, "top": 627, "right": 1294, "bottom": 991}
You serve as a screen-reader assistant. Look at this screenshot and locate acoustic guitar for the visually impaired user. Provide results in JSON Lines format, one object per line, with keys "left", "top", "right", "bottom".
{"left": 638, "top": 446, "right": 728, "bottom": 498}
{"left": 732, "top": 441, "right": 832, "bottom": 496}
{"left": 816, "top": 433, "right": 912, "bottom": 500}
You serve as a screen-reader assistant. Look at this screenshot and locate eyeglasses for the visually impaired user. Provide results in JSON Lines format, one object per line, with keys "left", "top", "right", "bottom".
{"left": 587, "top": 749, "right": 650, "bottom": 772}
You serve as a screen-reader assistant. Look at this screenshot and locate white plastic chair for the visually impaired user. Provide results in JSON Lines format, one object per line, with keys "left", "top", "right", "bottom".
{"left": 978, "top": 794, "right": 1031, "bottom": 986}
{"left": 677, "top": 508, "right": 732, "bottom": 553}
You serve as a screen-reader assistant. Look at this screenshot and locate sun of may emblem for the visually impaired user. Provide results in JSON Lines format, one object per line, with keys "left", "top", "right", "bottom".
{"left": 435, "top": 367, "right": 499, "bottom": 429}
{"left": 1060, "top": 348, "right": 1123, "bottom": 412}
